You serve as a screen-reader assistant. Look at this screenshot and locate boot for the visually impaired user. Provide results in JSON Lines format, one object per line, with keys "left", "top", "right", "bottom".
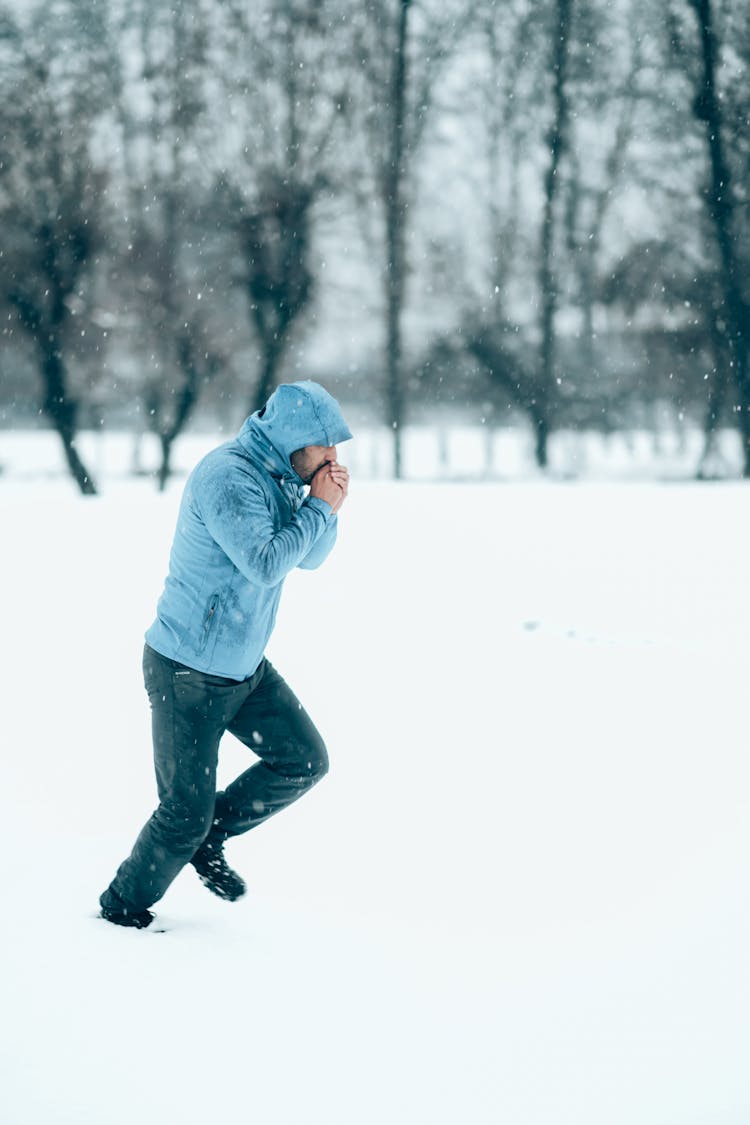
{"left": 190, "top": 842, "right": 246, "bottom": 902}
{"left": 100, "top": 905, "right": 155, "bottom": 929}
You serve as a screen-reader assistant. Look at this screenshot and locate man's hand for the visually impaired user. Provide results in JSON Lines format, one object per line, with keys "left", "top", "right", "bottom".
{"left": 310, "top": 461, "right": 349, "bottom": 514}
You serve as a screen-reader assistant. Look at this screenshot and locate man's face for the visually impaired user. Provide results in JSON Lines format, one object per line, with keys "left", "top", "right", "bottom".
{"left": 290, "top": 444, "right": 337, "bottom": 484}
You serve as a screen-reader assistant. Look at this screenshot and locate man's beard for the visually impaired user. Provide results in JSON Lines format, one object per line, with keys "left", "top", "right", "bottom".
{"left": 303, "top": 457, "right": 331, "bottom": 485}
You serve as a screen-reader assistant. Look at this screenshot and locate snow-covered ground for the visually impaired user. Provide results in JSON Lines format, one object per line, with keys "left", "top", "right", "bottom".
{"left": 2, "top": 435, "right": 749, "bottom": 1124}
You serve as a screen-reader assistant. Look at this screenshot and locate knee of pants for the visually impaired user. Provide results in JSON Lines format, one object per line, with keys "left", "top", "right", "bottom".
{"left": 274, "top": 736, "right": 328, "bottom": 786}
{"left": 283, "top": 742, "right": 329, "bottom": 785}
{"left": 156, "top": 801, "right": 215, "bottom": 853}
{"left": 307, "top": 742, "right": 329, "bottom": 783}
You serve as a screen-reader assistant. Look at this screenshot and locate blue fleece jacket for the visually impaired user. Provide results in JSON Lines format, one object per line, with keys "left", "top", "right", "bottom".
{"left": 145, "top": 381, "right": 352, "bottom": 679}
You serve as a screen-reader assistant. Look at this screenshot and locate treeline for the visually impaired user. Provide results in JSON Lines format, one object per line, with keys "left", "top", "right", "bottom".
{"left": 0, "top": 0, "right": 748, "bottom": 491}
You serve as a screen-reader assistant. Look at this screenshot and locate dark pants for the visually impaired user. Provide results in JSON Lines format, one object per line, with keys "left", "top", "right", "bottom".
{"left": 100, "top": 645, "right": 329, "bottom": 914}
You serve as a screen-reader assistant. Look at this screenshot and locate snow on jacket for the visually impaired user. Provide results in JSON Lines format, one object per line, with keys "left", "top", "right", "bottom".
{"left": 145, "top": 380, "right": 353, "bottom": 679}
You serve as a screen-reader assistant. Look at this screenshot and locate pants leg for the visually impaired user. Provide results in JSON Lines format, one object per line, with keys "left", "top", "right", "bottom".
{"left": 99, "top": 647, "right": 243, "bottom": 914}
{"left": 206, "top": 659, "right": 329, "bottom": 846}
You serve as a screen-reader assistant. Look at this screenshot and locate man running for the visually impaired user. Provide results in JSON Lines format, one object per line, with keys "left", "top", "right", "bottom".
{"left": 99, "top": 380, "right": 351, "bottom": 928}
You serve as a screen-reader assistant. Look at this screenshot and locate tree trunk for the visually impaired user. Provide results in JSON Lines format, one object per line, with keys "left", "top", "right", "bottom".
{"left": 154, "top": 333, "right": 203, "bottom": 491}
{"left": 467, "top": 332, "right": 550, "bottom": 467}
{"left": 157, "top": 435, "right": 172, "bottom": 493}
{"left": 42, "top": 346, "right": 98, "bottom": 496}
{"left": 383, "top": 0, "right": 412, "bottom": 481}
{"left": 11, "top": 291, "right": 98, "bottom": 495}
{"left": 737, "top": 398, "right": 750, "bottom": 477}
{"left": 252, "top": 342, "right": 283, "bottom": 415}
{"left": 697, "top": 315, "right": 730, "bottom": 477}
{"left": 531, "top": 406, "right": 550, "bottom": 470}
{"left": 690, "top": 0, "right": 750, "bottom": 475}
{"left": 537, "top": 0, "right": 572, "bottom": 471}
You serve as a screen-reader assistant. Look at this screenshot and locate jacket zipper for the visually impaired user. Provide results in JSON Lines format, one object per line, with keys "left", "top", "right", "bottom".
{"left": 200, "top": 594, "right": 220, "bottom": 650}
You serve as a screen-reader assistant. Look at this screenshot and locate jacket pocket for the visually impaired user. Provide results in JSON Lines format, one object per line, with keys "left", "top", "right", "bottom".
{"left": 197, "top": 592, "right": 221, "bottom": 653}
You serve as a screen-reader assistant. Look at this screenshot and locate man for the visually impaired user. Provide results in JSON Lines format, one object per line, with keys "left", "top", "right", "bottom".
{"left": 99, "top": 380, "right": 351, "bottom": 928}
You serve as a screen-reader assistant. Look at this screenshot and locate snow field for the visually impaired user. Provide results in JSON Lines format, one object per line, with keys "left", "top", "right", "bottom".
{"left": 1, "top": 472, "right": 749, "bottom": 1124}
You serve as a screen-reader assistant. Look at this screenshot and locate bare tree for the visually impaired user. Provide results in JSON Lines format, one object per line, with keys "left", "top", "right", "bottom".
{"left": 531, "top": 0, "right": 574, "bottom": 467}
{"left": 460, "top": 0, "right": 655, "bottom": 465}
{"left": 352, "top": 0, "right": 471, "bottom": 477}
{"left": 681, "top": 0, "right": 750, "bottom": 473}
{"left": 211, "top": 0, "right": 352, "bottom": 414}
{"left": 382, "top": 0, "right": 411, "bottom": 480}
{"left": 561, "top": 3, "right": 644, "bottom": 398}
{"left": 477, "top": 1, "right": 538, "bottom": 299}
{"left": 229, "top": 173, "right": 317, "bottom": 413}
{"left": 0, "top": 3, "right": 112, "bottom": 494}
{"left": 461, "top": 0, "right": 572, "bottom": 467}
{"left": 109, "top": 0, "right": 226, "bottom": 490}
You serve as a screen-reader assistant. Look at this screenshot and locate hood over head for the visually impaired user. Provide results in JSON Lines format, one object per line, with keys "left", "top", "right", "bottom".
{"left": 237, "top": 380, "right": 353, "bottom": 479}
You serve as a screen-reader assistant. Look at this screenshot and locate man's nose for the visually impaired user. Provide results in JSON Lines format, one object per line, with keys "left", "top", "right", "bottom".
{"left": 326, "top": 446, "right": 337, "bottom": 461}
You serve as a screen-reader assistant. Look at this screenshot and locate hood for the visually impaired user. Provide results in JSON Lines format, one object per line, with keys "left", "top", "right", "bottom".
{"left": 237, "top": 380, "right": 353, "bottom": 480}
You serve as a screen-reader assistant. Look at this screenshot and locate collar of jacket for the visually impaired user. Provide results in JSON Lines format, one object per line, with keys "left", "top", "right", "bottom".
{"left": 236, "top": 418, "right": 306, "bottom": 490}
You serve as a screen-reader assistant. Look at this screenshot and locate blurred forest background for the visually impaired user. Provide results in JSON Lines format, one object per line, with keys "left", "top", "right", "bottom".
{"left": 0, "top": 0, "right": 748, "bottom": 492}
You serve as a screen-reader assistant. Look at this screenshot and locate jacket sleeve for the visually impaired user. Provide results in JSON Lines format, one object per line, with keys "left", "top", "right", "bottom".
{"left": 297, "top": 514, "right": 338, "bottom": 570}
{"left": 196, "top": 467, "right": 334, "bottom": 587}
